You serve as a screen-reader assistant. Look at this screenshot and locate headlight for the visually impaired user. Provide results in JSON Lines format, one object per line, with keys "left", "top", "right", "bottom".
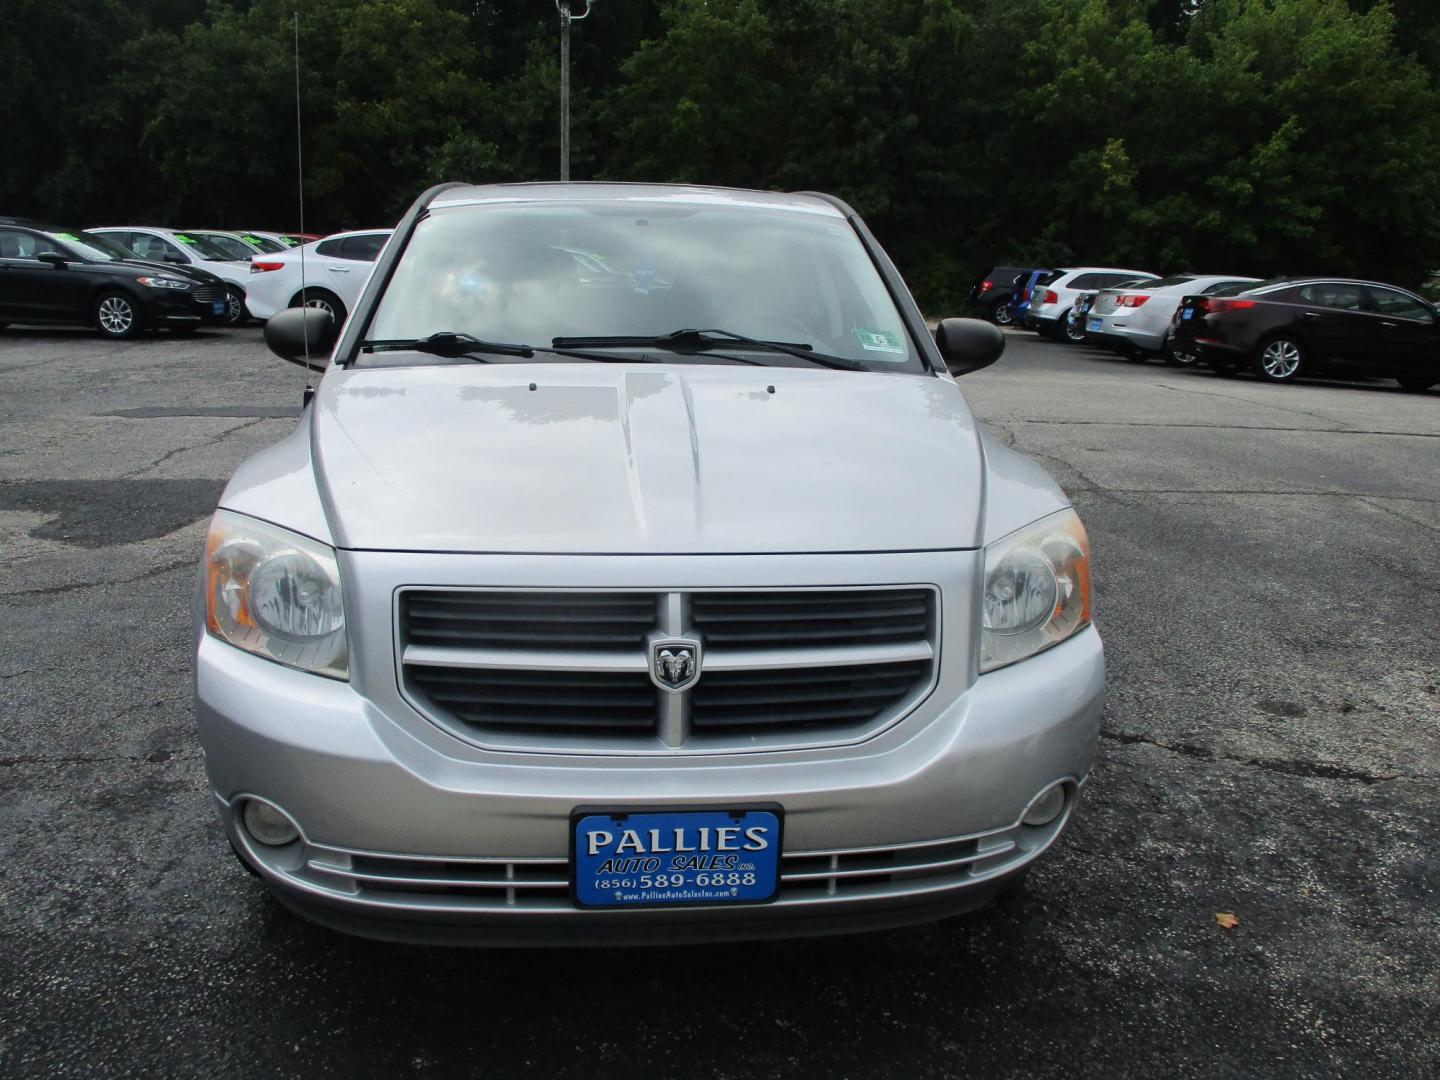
{"left": 136, "top": 276, "right": 191, "bottom": 290}
{"left": 204, "top": 510, "right": 347, "bottom": 679}
{"left": 980, "top": 508, "right": 1091, "bottom": 672}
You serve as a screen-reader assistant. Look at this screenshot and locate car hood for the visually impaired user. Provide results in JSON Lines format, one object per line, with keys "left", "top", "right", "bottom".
{"left": 308, "top": 364, "right": 985, "bottom": 553}
{"left": 109, "top": 258, "right": 223, "bottom": 285}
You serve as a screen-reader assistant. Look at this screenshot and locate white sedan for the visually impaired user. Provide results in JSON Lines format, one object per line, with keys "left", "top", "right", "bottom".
{"left": 244, "top": 229, "right": 392, "bottom": 325}
{"left": 1084, "top": 274, "right": 1260, "bottom": 362}
{"left": 89, "top": 226, "right": 253, "bottom": 325}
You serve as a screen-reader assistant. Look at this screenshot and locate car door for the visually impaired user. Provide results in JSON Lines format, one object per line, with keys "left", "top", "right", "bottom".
{"left": 1291, "top": 282, "right": 1374, "bottom": 369}
{"left": 0, "top": 227, "right": 48, "bottom": 318}
{"left": 1363, "top": 285, "right": 1439, "bottom": 377}
{"left": 324, "top": 233, "right": 389, "bottom": 307}
{"left": 0, "top": 229, "right": 80, "bottom": 319}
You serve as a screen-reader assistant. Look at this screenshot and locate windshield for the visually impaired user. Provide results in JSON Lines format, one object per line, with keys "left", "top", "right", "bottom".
{"left": 234, "top": 233, "right": 283, "bottom": 253}
{"left": 363, "top": 202, "right": 924, "bottom": 371}
{"left": 192, "top": 232, "right": 255, "bottom": 260}
{"left": 44, "top": 229, "right": 136, "bottom": 262}
{"left": 171, "top": 231, "right": 240, "bottom": 261}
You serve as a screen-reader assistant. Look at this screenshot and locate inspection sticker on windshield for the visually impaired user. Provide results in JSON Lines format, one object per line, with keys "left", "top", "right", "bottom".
{"left": 571, "top": 807, "right": 782, "bottom": 909}
{"left": 854, "top": 327, "right": 905, "bottom": 355}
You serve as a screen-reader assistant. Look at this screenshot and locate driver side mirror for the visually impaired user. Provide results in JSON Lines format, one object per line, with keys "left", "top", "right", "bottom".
{"left": 37, "top": 252, "right": 68, "bottom": 268}
{"left": 264, "top": 306, "right": 336, "bottom": 370}
{"left": 934, "top": 317, "right": 1005, "bottom": 375}
{"left": 163, "top": 250, "right": 189, "bottom": 264}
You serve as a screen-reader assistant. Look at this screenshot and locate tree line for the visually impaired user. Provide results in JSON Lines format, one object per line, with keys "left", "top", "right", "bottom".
{"left": 4, "top": 0, "right": 1440, "bottom": 308}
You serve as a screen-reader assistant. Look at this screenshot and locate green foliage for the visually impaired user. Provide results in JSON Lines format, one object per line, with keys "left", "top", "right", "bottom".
{"left": 3, "top": 0, "right": 1439, "bottom": 308}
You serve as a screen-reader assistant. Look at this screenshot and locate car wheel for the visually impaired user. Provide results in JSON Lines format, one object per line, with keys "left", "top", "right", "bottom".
{"left": 292, "top": 288, "right": 347, "bottom": 328}
{"left": 1254, "top": 335, "right": 1305, "bottom": 382}
{"left": 1063, "top": 314, "right": 1087, "bottom": 344}
{"left": 223, "top": 286, "right": 247, "bottom": 326}
{"left": 991, "top": 300, "right": 1014, "bottom": 327}
{"left": 1397, "top": 375, "right": 1436, "bottom": 392}
{"left": 94, "top": 291, "right": 142, "bottom": 339}
{"left": 1164, "top": 335, "right": 1200, "bottom": 367}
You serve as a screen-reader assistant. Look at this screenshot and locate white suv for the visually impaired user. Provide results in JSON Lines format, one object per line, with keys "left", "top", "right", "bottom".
{"left": 1026, "top": 267, "right": 1157, "bottom": 339}
{"left": 243, "top": 228, "right": 392, "bottom": 325}
{"left": 89, "top": 226, "right": 252, "bottom": 325}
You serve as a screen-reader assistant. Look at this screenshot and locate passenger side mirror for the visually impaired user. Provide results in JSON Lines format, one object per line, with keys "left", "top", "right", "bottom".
{"left": 163, "top": 250, "right": 189, "bottom": 264}
{"left": 37, "top": 252, "right": 68, "bottom": 268}
{"left": 934, "top": 317, "right": 1005, "bottom": 375}
{"left": 264, "top": 306, "right": 336, "bottom": 370}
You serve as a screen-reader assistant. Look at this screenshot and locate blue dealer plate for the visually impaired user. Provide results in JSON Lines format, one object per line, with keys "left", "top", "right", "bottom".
{"left": 212, "top": 301, "right": 226, "bottom": 315}
{"left": 1182, "top": 307, "right": 1194, "bottom": 320}
{"left": 572, "top": 808, "right": 782, "bottom": 909}
{"left": 1088, "top": 317, "right": 1103, "bottom": 332}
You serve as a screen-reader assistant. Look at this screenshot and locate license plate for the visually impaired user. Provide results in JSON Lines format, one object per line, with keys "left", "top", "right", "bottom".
{"left": 572, "top": 807, "right": 782, "bottom": 909}
{"left": 212, "top": 301, "right": 226, "bottom": 315}
{"left": 1182, "top": 308, "right": 1194, "bottom": 320}
{"left": 1088, "top": 318, "right": 1103, "bottom": 332}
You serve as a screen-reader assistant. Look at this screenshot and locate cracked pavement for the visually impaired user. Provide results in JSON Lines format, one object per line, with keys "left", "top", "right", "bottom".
{"left": 0, "top": 325, "right": 1436, "bottom": 1078}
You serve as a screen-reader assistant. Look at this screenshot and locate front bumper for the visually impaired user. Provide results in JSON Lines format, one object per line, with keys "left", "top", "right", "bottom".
{"left": 143, "top": 289, "right": 228, "bottom": 326}
{"left": 197, "top": 611, "right": 1104, "bottom": 945}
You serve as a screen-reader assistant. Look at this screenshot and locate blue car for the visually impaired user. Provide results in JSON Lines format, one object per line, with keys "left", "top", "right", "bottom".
{"left": 1009, "top": 268, "right": 1053, "bottom": 327}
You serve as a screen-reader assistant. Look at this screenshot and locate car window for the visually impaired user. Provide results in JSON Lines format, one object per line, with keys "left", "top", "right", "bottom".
{"left": 316, "top": 238, "right": 344, "bottom": 257}
{"left": 239, "top": 233, "right": 285, "bottom": 254}
{"left": 0, "top": 228, "right": 60, "bottom": 259}
{"left": 1068, "top": 272, "right": 1139, "bottom": 289}
{"left": 171, "top": 232, "right": 236, "bottom": 261}
{"left": 365, "top": 203, "right": 924, "bottom": 371}
{"left": 337, "top": 233, "right": 388, "bottom": 261}
{"left": 41, "top": 229, "right": 130, "bottom": 262}
{"left": 194, "top": 233, "right": 256, "bottom": 260}
{"left": 1202, "top": 279, "right": 1254, "bottom": 294}
{"left": 1142, "top": 275, "right": 1196, "bottom": 290}
{"left": 1367, "top": 286, "right": 1433, "bottom": 321}
{"left": 124, "top": 233, "right": 184, "bottom": 262}
{"left": 1297, "top": 283, "right": 1366, "bottom": 311}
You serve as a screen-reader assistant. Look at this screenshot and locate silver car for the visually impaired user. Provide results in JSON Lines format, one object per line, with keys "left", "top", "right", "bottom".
{"left": 193, "top": 182, "right": 1105, "bottom": 945}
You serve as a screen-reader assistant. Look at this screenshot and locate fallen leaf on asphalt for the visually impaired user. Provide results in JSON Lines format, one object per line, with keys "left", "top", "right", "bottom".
{"left": 1215, "top": 912, "right": 1240, "bottom": 929}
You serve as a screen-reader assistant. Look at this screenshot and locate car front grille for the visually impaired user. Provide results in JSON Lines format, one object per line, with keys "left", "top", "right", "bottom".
{"left": 403, "top": 590, "right": 656, "bottom": 650}
{"left": 397, "top": 587, "right": 939, "bottom": 753}
{"left": 293, "top": 824, "right": 1028, "bottom": 914}
{"left": 690, "top": 660, "right": 932, "bottom": 735}
{"left": 193, "top": 285, "right": 222, "bottom": 303}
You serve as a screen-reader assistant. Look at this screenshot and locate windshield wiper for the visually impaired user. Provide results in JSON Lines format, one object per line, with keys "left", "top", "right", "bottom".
{"left": 360, "top": 332, "right": 654, "bottom": 365}
{"left": 552, "top": 329, "right": 869, "bottom": 371}
{"left": 362, "top": 332, "right": 531, "bottom": 358}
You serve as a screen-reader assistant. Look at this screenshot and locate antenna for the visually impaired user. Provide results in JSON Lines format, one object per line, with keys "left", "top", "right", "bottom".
{"left": 294, "top": 10, "right": 313, "bottom": 402}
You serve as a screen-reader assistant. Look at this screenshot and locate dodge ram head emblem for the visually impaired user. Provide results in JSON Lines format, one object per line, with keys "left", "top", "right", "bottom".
{"left": 650, "top": 639, "right": 701, "bottom": 692}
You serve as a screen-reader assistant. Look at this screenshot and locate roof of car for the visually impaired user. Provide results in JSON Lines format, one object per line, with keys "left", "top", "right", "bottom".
{"left": 428, "top": 182, "right": 846, "bottom": 218}
{"left": 0, "top": 218, "right": 63, "bottom": 232}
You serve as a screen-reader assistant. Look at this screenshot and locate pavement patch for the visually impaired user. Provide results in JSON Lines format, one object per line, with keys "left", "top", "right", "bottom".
{"left": 0, "top": 478, "right": 224, "bottom": 546}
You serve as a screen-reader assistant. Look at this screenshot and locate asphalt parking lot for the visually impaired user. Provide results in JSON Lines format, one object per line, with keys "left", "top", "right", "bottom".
{"left": 1, "top": 325, "right": 1436, "bottom": 1079}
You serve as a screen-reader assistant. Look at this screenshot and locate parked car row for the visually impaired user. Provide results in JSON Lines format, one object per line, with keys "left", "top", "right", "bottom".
{"left": 969, "top": 262, "right": 1438, "bottom": 392}
{"left": 0, "top": 216, "right": 321, "bottom": 338}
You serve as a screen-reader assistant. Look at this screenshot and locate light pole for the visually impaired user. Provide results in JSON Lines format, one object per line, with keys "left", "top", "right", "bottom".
{"left": 557, "top": 0, "right": 593, "bottom": 182}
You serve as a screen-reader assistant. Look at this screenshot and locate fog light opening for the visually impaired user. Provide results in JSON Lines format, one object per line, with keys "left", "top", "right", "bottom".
{"left": 241, "top": 798, "right": 301, "bottom": 847}
{"left": 1021, "top": 784, "right": 1067, "bottom": 828}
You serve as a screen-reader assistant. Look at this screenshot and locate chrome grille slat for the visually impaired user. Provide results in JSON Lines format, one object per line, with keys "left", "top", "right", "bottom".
{"left": 291, "top": 826, "right": 1022, "bottom": 911}
{"left": 397, "top": 587, "right": 938, "bottom": 751}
